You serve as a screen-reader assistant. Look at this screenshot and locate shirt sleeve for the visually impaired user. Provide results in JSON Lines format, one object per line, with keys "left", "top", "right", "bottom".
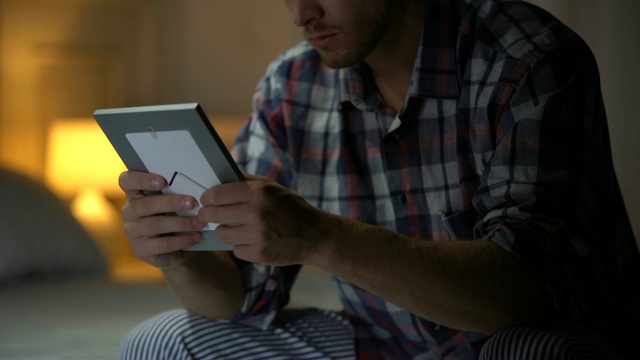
{"left": 472, "top": 44, "right": 610, "bottom": 317}
{"left": 227, "top": 57, "right": 302, "bottom": 330}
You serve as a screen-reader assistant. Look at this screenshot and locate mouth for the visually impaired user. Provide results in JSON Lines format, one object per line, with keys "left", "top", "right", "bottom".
{"left": 307, "top": 33, "right": 338, "bottom": 48}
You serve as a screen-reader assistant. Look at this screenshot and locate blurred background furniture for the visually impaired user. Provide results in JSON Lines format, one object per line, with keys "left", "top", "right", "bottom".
{"left": 0, "top": 166, "right": 339, "bottom": 359}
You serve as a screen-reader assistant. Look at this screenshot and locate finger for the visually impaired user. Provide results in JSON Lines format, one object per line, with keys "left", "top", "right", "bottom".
{"left": 242, "top": 173, "right": 272, "bottom": 182}
{"left": 215, "top": 224, "right": 259, "bottom": 246}
{"left": 124, "top": 214, "right": 205, "bottom": 238}
{"left": 201, "top": 181, "right": 253, "bottom": 206}
{"left": 198, "top": 203, "right": 257, "bottom": 226}
{"left": 123, "top": 194, "right": 198, "bottom": 221}
{"left": 131, "top": 233, "right": 202, "bottom": 258}
{"left": 229, "top": 241, "right": 273, "bottom": 265}
{"left": 119, "top": 171, "right": 166, "bottom": 198}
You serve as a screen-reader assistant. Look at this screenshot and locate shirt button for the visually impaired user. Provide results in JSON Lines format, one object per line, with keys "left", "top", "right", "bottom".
{"left": 387, "top": 132, "right": 401, "bottom": 143}
{"left": 397, "top": 193, "right": 407, "bottom": 204}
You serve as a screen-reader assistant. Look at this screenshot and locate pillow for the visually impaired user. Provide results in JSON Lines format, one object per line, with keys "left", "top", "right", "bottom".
{"left": 0, "top": 167, "right": 107, "bottom": 286}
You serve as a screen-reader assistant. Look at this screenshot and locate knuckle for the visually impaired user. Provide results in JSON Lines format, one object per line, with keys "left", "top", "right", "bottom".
{"left": 122, "top": 222, "right": 135, "bottom": 238}
{"left": 247, "top": 210, "right": 266, "bottom": 226}
{"left": 252, "top": 184, "right": 267, "bottom": 201}
{"left": 122, "top": 197, "right": 153, "bottom": 221}
{"left": 200, "top": 189, "right": 213, "bottom": 205}
{"left": 197, "top": 207, "right": 211, "bottom": 222}
{"left": 121, "top": 202, "right": 133, "bottom": 219}
{"left": 118, "top": 171, "right": 130, "bottom": 190}
{"left": 129, "top": 241, "right": 145, "bottom": 257}
{"left": 255, "top": 244, "right": 274, "bottom": 262}
{"left": 130, "top": 247, "right": 143, "bottom": 258}
{"left": 259, "top": 182, "right": 279, "bottom": 196}
{"left": 254, "top": 229, "right": 271, "bottom": 244}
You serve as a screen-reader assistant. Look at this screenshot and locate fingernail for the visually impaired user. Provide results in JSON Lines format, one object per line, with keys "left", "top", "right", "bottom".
{"left": 151, "top": 178, "right": 163, "bottom": 189}
{"left": 181, "top": 197, "right": 195, "bottom": 210}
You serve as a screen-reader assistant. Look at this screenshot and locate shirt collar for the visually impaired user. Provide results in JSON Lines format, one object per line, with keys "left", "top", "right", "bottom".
{"left": 408, "top": 0, "right": 462, "bottom": 99}
{"left": 339, "top": 63, "right": 380, "bottom": 112}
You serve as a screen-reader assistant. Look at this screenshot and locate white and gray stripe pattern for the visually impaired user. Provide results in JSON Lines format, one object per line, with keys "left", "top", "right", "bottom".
{"left": 478, "top": 325, "right": 624, "bottom": 360}
{"left": 119, "top": 308, "right": 354, "bottom": 360}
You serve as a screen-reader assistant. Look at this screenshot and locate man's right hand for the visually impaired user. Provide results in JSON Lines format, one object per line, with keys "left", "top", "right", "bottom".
{"left": 119, "top": 170, "right": 206, "bottom": 269}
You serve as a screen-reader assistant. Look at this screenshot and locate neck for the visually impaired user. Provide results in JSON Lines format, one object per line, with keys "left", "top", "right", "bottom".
{"left": 365, "top": 1, "right": 425, "bottom": 113}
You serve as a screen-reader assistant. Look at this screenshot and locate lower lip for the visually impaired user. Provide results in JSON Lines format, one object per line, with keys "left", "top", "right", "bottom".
{"left": 310, "top": 34, "right": 337, "bottom": 47}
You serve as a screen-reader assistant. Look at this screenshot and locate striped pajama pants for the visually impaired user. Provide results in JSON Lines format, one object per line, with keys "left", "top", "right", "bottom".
{"left": 120, "top": 309, "right": 624, "bottom": 359}
{"left": 119, "top": 308, "right": 354, "bottom": 359}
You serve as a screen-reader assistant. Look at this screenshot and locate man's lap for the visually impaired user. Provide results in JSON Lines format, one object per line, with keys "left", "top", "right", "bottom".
{"left": 120, "top": 308, "right": 623, "bottom": 359}
{"left": 119, "top": 308, "right": 354, "bottom": 360}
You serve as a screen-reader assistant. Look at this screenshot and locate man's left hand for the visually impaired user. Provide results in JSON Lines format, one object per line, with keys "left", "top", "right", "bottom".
{"left": 199, "top": 174, "right": 328, "bottom": 265}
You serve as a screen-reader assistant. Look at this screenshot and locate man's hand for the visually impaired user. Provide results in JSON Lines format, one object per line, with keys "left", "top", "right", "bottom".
{"left": 119, "top": 171, "right": 207, "bottom": 269}
{"left": 199, "top": 174, "right": 328, "bottom": 266}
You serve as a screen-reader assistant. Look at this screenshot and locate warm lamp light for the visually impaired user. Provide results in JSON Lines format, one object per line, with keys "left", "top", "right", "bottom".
{"left": 71, "top": 187, "right": 119, "bottom": 227}
{"left": 45, "top": 118, "right": 126, "bottom": 259}
{"left": 45, "top": 118, "right": 126, "bottom": 199}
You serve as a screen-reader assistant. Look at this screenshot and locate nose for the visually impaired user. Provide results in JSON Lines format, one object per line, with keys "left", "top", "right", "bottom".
{"left": 285, "top": 0, "right": 323, "bottom": 27}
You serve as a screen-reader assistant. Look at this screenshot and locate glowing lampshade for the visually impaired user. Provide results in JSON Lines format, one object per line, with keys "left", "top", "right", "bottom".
{"left": 45, "top": 118, "right": 126, "bottom": 260}
{"left": 45, "top": 118, "right": 126, "bottom": 199}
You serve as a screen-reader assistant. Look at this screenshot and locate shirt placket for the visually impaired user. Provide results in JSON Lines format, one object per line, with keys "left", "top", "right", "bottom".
{"left": 379, "top": 112, "right": 412, "bottom": 235}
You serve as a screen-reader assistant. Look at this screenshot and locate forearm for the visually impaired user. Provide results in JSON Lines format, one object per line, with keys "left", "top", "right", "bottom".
{"left": 312, "top": 214, "right": 554, "bottom": 333}
{"left": 163, "top": 251, "right": 245, "bottom": 321}
{"left": 197, "top": 175, "right": 553, "bottom": 331}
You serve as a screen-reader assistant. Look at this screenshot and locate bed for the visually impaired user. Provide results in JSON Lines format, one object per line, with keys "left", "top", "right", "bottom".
{"left": 0, "top": 167, "right": 339, "bottom": 359}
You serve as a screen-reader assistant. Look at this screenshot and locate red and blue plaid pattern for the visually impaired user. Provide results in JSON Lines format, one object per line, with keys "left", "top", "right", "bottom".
{"left": 229, "top": 0, "right": 639, "bottom": 358}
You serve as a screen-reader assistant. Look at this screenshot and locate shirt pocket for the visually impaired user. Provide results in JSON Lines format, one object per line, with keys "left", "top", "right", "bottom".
{"left": 441, "top": 206, "right": 479, "bottom": 241}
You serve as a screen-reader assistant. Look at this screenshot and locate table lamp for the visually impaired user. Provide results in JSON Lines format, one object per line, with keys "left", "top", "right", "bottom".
{"left": 45, "top": 118, "right": 127, "bottom": 260}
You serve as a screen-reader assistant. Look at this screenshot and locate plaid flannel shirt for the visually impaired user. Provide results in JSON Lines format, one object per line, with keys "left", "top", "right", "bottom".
{"left": 229, "top": 0, "right": 640, "bottom": 358}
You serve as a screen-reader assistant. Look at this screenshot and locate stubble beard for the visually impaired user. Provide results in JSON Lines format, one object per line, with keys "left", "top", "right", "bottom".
{"left": 303, "top": 4, "right": 390, "bottom": 69}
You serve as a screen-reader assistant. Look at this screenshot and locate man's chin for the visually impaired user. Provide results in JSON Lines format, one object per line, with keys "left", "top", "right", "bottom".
{"left": 315, "top": 49, "right": 361, "bottom": 69}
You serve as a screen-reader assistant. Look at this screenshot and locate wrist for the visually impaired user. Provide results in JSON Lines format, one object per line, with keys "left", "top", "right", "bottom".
{"left": 160, "top": 251, "right": 206, "bottom": 277}
{"left": 308, "top": 211, "right": 360, "bottom": 270}
{"left": 162, "top": 251, "right": 245, "bottom": 320}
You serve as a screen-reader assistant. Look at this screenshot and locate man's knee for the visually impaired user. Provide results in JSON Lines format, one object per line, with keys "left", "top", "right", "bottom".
{"left": 479, "top": 325, "right": 623, "bottom": 360}
{"left": 119, "top": 309, "right": 198, "bottom": 360}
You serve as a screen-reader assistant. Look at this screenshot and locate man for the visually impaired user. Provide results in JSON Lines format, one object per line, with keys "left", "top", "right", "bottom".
{"left": 119, "top": 0, "right": 640, "bottom": 358}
